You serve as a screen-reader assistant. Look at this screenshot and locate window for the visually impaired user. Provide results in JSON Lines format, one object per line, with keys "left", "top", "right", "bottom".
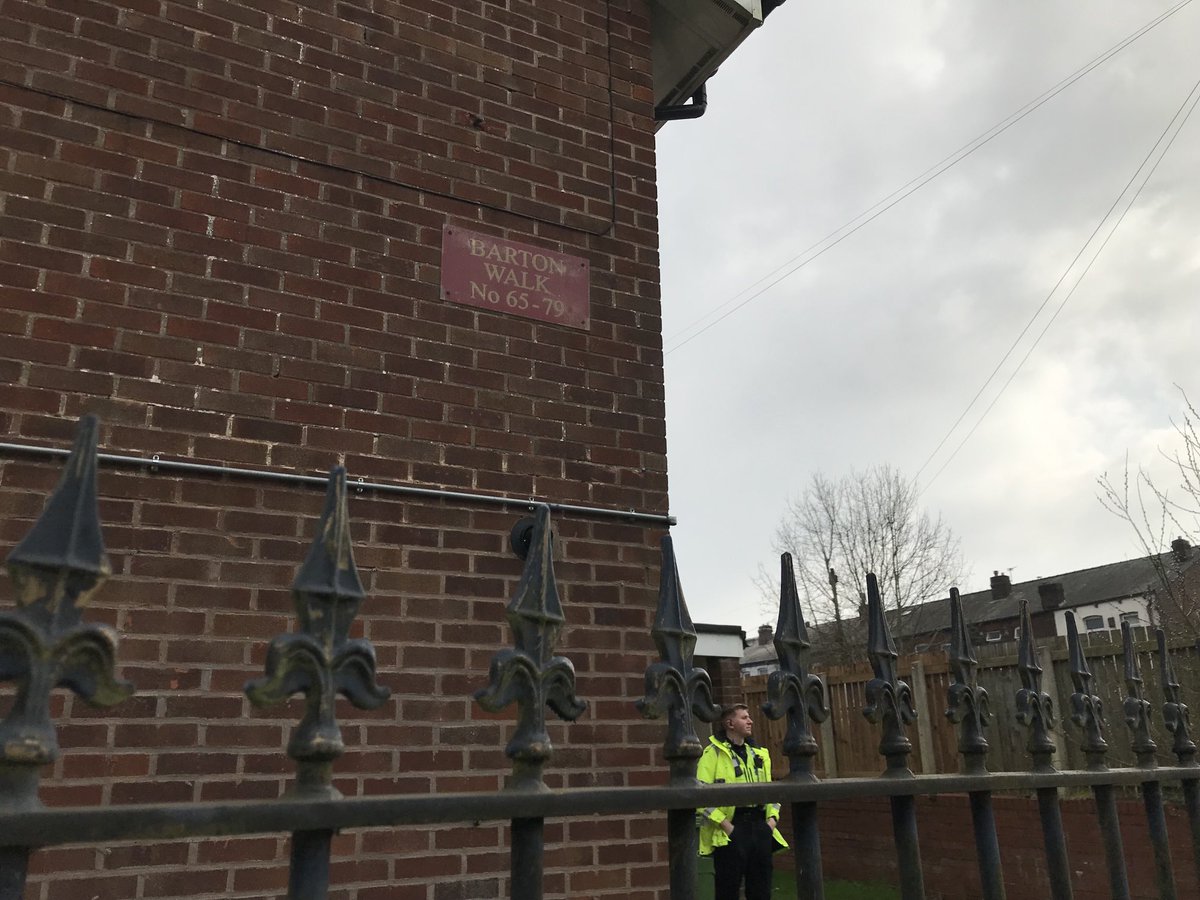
{"left": 1120, "top": 612, "right": 1140, "bottom": 625}
{"left": 1083, "top": 615, "right": 1104, "bottom": 631}
{"left": 985, "top": 631, "right": 1002, "bottom": 642}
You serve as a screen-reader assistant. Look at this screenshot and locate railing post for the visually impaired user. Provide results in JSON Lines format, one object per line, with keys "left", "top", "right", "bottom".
{"left": 0, "top": 847, "right": 29, "bottom": 900}
{"left": 0, "top": 416, "right": 133, "bottom": 900}
{"left": 1120, "top": 622, "right": 1176, "bottom": 900}
{"left": 1156, "top": 629, "right": 1200, "bottom": 885}
{"left": 287, "top": 829, "right": 333, "bottom": 900}
{"left": 945, "top": 588, "right": 1004, "bottom": 900}
{"left": 861, "top": 573, "right": 925, "bottom": 900}
{"left": 1036, "top": 643, "right": 1070, "bottom": 766}
{"left": 245, "top": 466, "right": 391, "bottom": 900}
{"left": 510, "top": 818, "right": 545, "bottom": 900}
{"left": 910, "top": 659, "right": 936, "bottom": 775}
{"left": 1064, "top": 612, "right": 1130, "bottom": 900}
{"left": 818, "top": 716, "right": 838, "bottom": 777}
{"left": 762, "top": 553, "right": 829, "bottom": 900}
{"left": 475, "top": 507, "right": 587, "bottom": 900}
{"left": 1015, "top": 600, "right": 1073, "bottom": 900}
{"left": 636, "top": 535, "right": 720, "bottom": 900}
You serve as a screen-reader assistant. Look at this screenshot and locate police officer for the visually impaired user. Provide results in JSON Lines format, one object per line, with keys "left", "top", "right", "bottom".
{"left": 697, "top": 704, "right": 787, "bottom": 900}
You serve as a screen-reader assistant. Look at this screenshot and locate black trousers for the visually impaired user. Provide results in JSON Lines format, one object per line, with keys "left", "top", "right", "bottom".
{"left": 712, "top": 813, "right": 773, "bottom": 900}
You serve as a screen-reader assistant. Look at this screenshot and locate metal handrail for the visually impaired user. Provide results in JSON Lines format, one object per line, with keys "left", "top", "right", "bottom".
{"left": 0, "top": 440, "right": 677, "bottom": 526}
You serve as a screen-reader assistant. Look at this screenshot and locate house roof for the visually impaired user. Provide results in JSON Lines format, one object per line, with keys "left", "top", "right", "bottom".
{"left": 740, "top": 641, "right": 778, "bottom": 666}
{"left": 892, "top": 547, "right": 1198, "bottom": 638}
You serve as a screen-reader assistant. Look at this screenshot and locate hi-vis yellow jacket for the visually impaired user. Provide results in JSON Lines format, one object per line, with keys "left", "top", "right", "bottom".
{"left": 696, "top": 735, "right": 788, "bottom": 856}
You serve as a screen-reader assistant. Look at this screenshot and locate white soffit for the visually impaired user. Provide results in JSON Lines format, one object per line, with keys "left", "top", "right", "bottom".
{"left": 695, "top": 630, "right": 747, "bottom": 659}
{"left": 650, "top": 0, "right": 763, "bottom": 110}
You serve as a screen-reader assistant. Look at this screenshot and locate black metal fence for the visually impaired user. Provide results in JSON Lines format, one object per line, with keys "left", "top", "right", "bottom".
{"left": 2, "top": 416, "right": 1200, "bottom": 900}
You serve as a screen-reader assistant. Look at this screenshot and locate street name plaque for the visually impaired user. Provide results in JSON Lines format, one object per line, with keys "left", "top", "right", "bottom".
{"left": 440, "top": 224, "right": 590, "bottom": 330}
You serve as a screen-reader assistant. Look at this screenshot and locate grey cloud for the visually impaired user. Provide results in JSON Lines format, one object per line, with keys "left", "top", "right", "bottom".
{"left": 657, "top": 2, "right": 1200, "bottom": 632}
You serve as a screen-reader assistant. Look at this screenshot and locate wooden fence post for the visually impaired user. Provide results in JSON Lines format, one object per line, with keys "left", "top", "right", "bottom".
{"left": 911, "top": 658, "right": 937, "bottom": 774}
{"left": 819, "top": 715, "right": 838, "bottom": 777}
{"left": 1037, "top": 643, "right": 1071, "bottom": 767}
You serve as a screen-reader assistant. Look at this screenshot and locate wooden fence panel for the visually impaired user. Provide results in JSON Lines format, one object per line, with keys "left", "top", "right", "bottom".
{"left": 1043, "top": 632, "right": 1200, "bottom": 771}
{"left": 922, "top": 665, "right": 959, "bottom": 774}
{"left": 828, "top": 676, "right": 878, "bottom": 776}
{"left": 741, "top": 632, "right": 1200, "bottom": 777}
{"left": 973, "top": 659, "right": 1031, "bottom": 773}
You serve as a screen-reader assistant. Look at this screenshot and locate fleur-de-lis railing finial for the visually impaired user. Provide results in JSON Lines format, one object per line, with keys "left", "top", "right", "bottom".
{"left": 1065, "top": 612, "right": 1108, "bottom": 769}
{"left": 862, "top": 572, "right": 916, "bottom": 773}
{"left": 1014, "top": 599, "right": 1057, "bottom": 771}
{"left": 1157, "top": 628, "right": 1196, "bottom": 764}
{"left": 763, "top": 552, "right": 828, "bottom": 780}
{"left": 1121, "top": 621, "right": 1156, "bottom": 766}
{"left": 246, "top": 466, "right": 390, "bottom": 797}
{"left": 0, "top": 415, "right": 134, "bottom": 811}
{"left": 475, "top": 506, "right": 587, "bottom": 791}
{"left": 636, "top": 535, "right": 720, "bottom": 784}
{"left": 945, "top": 587, "right": 991, "bottom": 774}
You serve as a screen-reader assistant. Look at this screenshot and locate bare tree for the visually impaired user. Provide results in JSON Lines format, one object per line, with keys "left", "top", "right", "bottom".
{"left": 1097, "top": 389, "right": 1200, "bottom": 637}
{"left": 760, "top": 464, "right": 965, "bottom": 660}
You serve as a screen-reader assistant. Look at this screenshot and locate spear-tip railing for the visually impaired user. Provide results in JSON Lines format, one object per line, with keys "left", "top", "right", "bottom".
{"left": 474, "top": 506, "right": 587, "bottom": 900}
{"left": 245, "top": 465, "right": 391, "bottom": 900}
{"left": 0, "top": 416, "right": 133, "bottom": 900}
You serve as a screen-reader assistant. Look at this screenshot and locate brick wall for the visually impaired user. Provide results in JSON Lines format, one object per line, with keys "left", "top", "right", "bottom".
{"left": 819, "top": 794, "right": 1198, "bottom": 900}
{"left": 0, "top": 0, "right": 668, "bottom": 897}
{"left": 693, "top": 655, "right": 744, "bottom": 712}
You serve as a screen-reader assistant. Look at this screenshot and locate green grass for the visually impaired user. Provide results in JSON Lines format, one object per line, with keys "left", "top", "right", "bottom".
{"left": 695, "top": 857, "right": 900, "bottom": 899}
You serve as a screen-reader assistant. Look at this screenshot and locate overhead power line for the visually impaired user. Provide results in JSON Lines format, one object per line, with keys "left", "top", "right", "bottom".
{"left": 663, "top": 0, "right": 1195, "bottom": 355}
{"left": 917, "top": 72, "right": 1200, "bottom": 494}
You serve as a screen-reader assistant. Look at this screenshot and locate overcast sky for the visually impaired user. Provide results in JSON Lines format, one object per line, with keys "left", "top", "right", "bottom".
{"left": 655, "top": 0, "right": 1200, "bottom": 636}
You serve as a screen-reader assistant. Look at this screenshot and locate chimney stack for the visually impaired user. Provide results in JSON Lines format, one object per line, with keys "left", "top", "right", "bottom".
{"left": 1172, "top": 536, "right": 1193, "bottom": 563}
{"left": 990, "top": 570, "right": 1012, "bottom": 600}
{"left": 757, "top": 624, "right": 773, "bottom": 646}
{"left": 1038, "top": 581, "right": 1065, "bottom": 609}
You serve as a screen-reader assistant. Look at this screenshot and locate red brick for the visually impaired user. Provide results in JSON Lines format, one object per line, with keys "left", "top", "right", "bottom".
{"left": 43, "top": 875, "right": 140, "bottom": 900}
{"left": 140, "top": 868, "right": 230, "bottom": 895}
{"left": 102, "top": 841, "right": 191, "bottom": 870}
{"left": 148, "top": 406, "right": 229, "bottom": 435}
